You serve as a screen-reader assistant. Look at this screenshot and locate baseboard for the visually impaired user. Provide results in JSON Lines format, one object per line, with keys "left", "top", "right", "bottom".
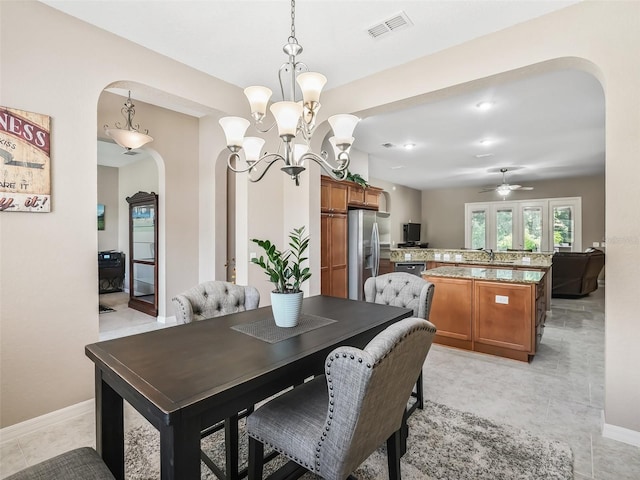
{"left": 0, "top": 399, "right": 94, "bottom": 443}
{"left": 157, "top": 315, "right": 176, "bottom": 324}
{"left": 602, "top": 412, "right": 640, "bottom": 447}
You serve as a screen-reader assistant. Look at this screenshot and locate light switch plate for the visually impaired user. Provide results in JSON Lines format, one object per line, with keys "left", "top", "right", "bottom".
{"left": 455, "top": 254, "right": 462, "bottom": 261}
{"left": 495, "top": 295, "right": 509, "bottom": 305}
{"left": 404, "top": 253, "right": 412, "bottom": 261}
{"left": 443, "top": 254, "right": 451, "bottom": 261}
{"left": 250, "top": 252, "right": 257, "bottom": 260}
{"left": 593, "top": 242, "right": 600, "bottom": 247}
{"left": 522, "top": 256, "right": 531, "bottom": 264}
{"left": 434, "top": 253, "right": 442, "bottom": 260}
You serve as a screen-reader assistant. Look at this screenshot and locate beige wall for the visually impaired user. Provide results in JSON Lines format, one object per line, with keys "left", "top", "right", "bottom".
{"left": 421, "top": 174, "right": 605, "bottom": 249}
{"left": 369, "top": 177, "right": 423, "bottom": 246}
{"left": 0, "top": 0, "right": 247, "bottom": 427}
{"left": 97, "top": 166, "right": 119, "bottom": 252}
{"left": 321, "top": 2, "right": 640, "bottom": 433}
{"left": 1, "top": 0, "right": 638, "bottom": 437}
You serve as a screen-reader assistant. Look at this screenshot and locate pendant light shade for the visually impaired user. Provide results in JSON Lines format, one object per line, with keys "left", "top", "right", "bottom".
{"left": 219, "top": 117, "right": 250, "bottom": 149}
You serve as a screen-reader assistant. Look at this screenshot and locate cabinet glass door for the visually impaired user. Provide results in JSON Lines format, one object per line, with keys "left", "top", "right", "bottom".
{"left": 127, "top": 192, "right": 158, "bottom": 316}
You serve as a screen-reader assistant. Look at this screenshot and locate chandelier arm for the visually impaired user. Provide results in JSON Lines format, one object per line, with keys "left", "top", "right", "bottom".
{"left": 298, "top": 152, "right": 349, "bottom": 181}
{"left": 247, "top": 153, "right": 287, "bottom": 183}
{"left": 253, "top": 121, "right": 278, "bottom": 134}
{"left": 226, "top": 152, "right": 284, "bottom": 174}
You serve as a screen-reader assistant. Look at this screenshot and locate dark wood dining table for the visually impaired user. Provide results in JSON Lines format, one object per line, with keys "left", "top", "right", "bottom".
{"left": 85, "top": 295, "right": 413, "bottom": 480}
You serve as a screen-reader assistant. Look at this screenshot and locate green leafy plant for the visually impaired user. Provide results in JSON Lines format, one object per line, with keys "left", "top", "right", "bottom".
{"left": 346, "top": 171, "right": 369, "bottom": 189}
{"left": 251, "top": 226, "right": 311, "bottom": 293}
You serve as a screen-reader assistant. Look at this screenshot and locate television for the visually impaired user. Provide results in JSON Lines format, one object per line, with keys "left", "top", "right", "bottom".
{"left": 402, "top": 223, "right": 421, "bottom": 244}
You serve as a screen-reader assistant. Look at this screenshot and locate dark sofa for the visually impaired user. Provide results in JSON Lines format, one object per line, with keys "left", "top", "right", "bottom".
{"left": 552, "top": 249, "right": 605, "bottom": 298}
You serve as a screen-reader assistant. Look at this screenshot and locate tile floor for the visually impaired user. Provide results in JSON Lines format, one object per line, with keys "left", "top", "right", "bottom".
{"left": 1, "top": 287, "right": 639, "bottom": 479}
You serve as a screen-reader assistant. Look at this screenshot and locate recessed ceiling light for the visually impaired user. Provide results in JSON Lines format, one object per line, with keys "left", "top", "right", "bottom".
{"left": 403, "top": 143, "right": 415, "bottom": 150}
{"left": 479, "top": 138, "right": 493, "bottom": 146}
{"left": 475, "top": 153, "right": 494, "bottom": 158}
{"left": 476, "top": 101, "right": 494, "bottom": 111}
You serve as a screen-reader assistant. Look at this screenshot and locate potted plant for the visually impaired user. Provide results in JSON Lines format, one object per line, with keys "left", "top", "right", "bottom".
{"left": 251, "top": 226, "right": 311, "bottom": 327}
{"left": 346, "top": 170, "right": 369, "bottom": 189}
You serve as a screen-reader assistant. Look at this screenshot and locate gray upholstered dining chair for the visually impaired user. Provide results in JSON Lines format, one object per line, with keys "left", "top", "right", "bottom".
{"left": 363, "top": 272, "right": 435, "bottom": 416}
{"left": 172, "top": 280, "right": 260, "bottom": 479}
{"left": 172, "top": 280, "right": 260, "bottom": 324}
{"left": 246, "top": 317, "right": 437, "bottom": 480}
{"left": 5, "top": 447, "right": 115, "bottom": 480}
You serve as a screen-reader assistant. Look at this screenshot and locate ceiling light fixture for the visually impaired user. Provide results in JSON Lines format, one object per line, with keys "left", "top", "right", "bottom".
{"left": 476, "top": 101, "right": 494, "bottom": 111}
{"left": 104, "top": 91, "right": 153, "bottom": 151}
{"left": 218, "top": 0, "right": 358, "bottom": 186}
{"left": 497, "top": 185, "right": 512, "bottom": 197}
{"left": 474, "top": 153, "right": 494, "bottom": 158}
{"left": 403, "top": 143, "right": 416, "bottom": 150}
{"left": 479, "top": 138, "right": 493, "bottom": 146}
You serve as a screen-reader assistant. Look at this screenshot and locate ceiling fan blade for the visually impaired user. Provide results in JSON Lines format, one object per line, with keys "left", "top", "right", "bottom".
{"left": 519, "top": 186, "right": 534, "bottom": 190}
{"left": 509, "top": 184, "right": 522, "bottom": 190}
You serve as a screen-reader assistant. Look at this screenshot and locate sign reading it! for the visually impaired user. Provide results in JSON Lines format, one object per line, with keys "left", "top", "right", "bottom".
{"left": 0, "top": 107, "right": 51, "bottom": 212}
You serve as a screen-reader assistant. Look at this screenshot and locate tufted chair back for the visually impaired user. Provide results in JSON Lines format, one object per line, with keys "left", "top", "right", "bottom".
{"left": 246, "top": 318, "right": 437, "bottom": 480}
{"left": 364, "top": 272, "right": 434, "bottom": 321}
{"left": 172, "top": 281, "right": 260, "bottom": 324}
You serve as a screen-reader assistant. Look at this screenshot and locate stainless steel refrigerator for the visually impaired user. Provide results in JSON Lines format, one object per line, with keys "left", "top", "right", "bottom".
{"left": 348, "top": 209, "right": 391, "bottom": 300}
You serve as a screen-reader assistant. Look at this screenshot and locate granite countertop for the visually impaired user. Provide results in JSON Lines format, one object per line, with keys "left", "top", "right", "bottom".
{"left": 422, "top": 266, "right": 545, "bottom": 284}
{"left": 390, "top": 247, "right": 553, "bottom": 267}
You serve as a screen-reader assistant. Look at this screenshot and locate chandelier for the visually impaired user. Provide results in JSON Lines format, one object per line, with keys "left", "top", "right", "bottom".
{"left": 104, "top": 91, "right": 153, "bottom": 151}
{"left": 218, "top": 0, "right": 359, "bottom": 186}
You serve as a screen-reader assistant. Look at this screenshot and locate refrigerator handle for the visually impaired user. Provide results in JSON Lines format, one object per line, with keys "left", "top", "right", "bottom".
{"left": 372, "top": 221, "right": 380, "bottom": 277}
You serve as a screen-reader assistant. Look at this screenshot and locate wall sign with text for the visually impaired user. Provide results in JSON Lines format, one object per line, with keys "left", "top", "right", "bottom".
{"left": 0, "top": 106, "right": 51, "bottom": 212}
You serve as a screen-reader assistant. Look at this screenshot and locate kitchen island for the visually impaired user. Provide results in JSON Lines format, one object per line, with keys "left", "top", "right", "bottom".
{"left": 391, "top": 247, "right": 553, "bottom": 312}
{"left": 422, "top": 266, "right": 546, "bottom": 362}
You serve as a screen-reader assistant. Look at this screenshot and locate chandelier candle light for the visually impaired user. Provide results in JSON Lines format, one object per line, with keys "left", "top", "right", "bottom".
{"left": 219, "top": 0, "right": 359, "bottom": 186}
{"left": 104, "top": 91, "right": 153, "bottom": 151}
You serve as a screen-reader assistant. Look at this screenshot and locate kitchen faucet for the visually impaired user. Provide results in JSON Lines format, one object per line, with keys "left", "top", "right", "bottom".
{"left": 481, "top": 248, "right": 495, "bottom": 261}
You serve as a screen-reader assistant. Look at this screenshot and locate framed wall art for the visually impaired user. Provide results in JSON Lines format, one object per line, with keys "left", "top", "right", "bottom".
{"left": 0, "top": 106, "right": 51, "bottom": 212}
{"left": 97, "top": 204, "right": 105, "bottom": 230}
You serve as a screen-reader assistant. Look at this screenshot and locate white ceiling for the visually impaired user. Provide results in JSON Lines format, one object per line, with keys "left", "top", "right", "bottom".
{"left": 42, "top": 0, "right": 604, "bottom": 190}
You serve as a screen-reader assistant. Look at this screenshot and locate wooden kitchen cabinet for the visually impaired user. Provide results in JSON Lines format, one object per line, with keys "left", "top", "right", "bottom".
{"left": 473, "top": 281, "right": 534, "bottom": 360}
{"left": 425, "top": 277, "right": 473, "bottom": 351}
{"left": 321, "top": 212, "right": 348, "bottom": 298}
{"left": 321, "top": 177, "right": 347, "bottom": 213}
{"left": 346, "top": 183, "right": 382, "bottom": 210}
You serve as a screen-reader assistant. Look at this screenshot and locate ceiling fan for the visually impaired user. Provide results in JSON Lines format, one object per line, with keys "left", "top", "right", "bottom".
{"left": 480, "top": 168, "right": 534, "bottom": 196}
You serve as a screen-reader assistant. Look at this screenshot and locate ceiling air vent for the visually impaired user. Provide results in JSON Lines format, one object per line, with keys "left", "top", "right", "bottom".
{"left": 367, "top": 11, "right": 413, "bottom": 39}
{"left": 381, "top": 142, "right": 395, "bottom": 148}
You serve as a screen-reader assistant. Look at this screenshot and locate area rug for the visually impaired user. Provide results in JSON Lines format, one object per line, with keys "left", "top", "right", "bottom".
{"left": 124, "top": 400, "right": 573, "bottom": 480}
{"left": 99, "top": 304, "right": 115, "bottom": 314}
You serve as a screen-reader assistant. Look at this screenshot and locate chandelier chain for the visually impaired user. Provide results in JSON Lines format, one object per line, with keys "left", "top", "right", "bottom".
{"left": 290, "top": 0, "right": 296, "bottom": 40}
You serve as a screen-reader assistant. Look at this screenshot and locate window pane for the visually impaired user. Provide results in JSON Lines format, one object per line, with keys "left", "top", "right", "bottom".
{"left": 553, "top": 206, "right": 574, "bottom": 250}
{"left": 496, "top": 209, "right": 513, "bottom": 251}
{"left": 523, "top": 207, "right": 542, "bottom": 252}
{"left": 471, "top": 210, "right": 486, "bottom": 249}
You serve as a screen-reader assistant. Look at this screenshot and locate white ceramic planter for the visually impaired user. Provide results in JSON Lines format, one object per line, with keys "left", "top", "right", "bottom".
{"left": 270, "top": 291, "right": 303, "bottom": 327}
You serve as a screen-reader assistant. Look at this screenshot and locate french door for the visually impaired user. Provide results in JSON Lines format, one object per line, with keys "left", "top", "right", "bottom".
{"left": 465, "top": 197, "right": 581, "bottom": 252}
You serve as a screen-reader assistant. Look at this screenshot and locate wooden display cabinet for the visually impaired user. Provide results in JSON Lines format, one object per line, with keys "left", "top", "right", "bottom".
{"left": 126, "top": 191, "right": 158, "bottom": 317}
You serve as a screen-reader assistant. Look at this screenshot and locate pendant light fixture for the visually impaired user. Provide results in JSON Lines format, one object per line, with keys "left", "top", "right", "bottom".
{"left": 218, "top": 0, "right": 359, "bottom": 186}
{"left": 104, "top": 91, "right": 153, "bottom": 151}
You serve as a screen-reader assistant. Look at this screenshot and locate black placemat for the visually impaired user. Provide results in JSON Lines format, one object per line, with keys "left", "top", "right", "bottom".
{"left": 231, "top": 313, "right": 336, "bottom": 343}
